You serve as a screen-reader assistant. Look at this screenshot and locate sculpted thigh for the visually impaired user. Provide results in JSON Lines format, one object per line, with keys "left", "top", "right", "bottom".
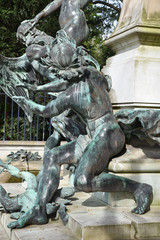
{"left": 75, "top": 123, "right": 125, "bottom": 179}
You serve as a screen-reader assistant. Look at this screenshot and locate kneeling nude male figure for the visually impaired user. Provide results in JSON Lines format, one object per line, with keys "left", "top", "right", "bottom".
{"left": 10, "top": 66, "right": 153, "bottom": 229}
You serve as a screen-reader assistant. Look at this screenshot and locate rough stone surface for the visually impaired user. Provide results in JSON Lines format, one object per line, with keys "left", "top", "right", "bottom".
{"left": 68, "top": 209, "right": 134, "bottom": 240}
{"left": 124, "top": 209, "right": 160, "bottom": 239}
{"left": 11, "top": 220, "right": 76, "bottom": 240}
{"left": 1, "top": 213, "right": 12, "bottom": 239}
{"left": 111, "top": 0, "right": 160, "bottom": 37}
{"left": 0, "top": 222, "right": 9, "bottom": 240}
{"left": 102, "top": 45, "right": 160, "bottom": 108}
{"left": 102, "top": 0, "right": 160, "bottom": 108}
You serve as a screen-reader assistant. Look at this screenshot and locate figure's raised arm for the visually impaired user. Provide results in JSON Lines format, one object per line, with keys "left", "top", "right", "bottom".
{"left": 33, "top": 0, "right": 63, "bottom": 23}
{"left": 13, "top": 87, "right": 73, "bottom": 119}
{"left": 17, "top": 78, "right": 69, "bottom": 93}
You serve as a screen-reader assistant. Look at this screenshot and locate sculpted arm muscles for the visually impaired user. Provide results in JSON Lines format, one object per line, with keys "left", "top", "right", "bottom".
{"left": 32, "top": 91, "right": 73, "bottom": 118}
{"left": 14, "top": 87, "right": 74, "bottom": 118}
{"left": 34, "top": 0, "right": 63, "bottom": 22}
{"left": 21, "top": 78, "right": 69, "bottom": 93}
{"left": 34, "top": 79, "right": 69, "bottom": 92}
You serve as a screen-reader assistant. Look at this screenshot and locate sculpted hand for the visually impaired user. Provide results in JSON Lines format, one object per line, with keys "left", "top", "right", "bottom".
{"left": 12, "top": 96, "right": 26, "bottom": 104}
{"left": 21, "top": 17, "right": 38, "bottom": 27}
{"left": 23, "top": 13, "right": 43, "bottom": 26}
{"left": 16, "top": 83, "right": 37, "bottom": 92}
{"left": 7, "top": 205, "right": 48, "bottom": 229}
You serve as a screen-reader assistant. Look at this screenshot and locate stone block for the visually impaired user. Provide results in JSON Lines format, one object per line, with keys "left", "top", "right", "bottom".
{"left": 1, "top": 183, "right": 25, "bottom": 197}
{"left": 124, "top": 209, "right": 160, "bottom": 239}
{"left": 102, "top": 45, "right": 160, "bottom": 108}
{"left": 102, "top": 0, "right": 160, "bottom": 108}
{"left": 0, "top": 223, "right": 9, "bottom": 240}
{"left": 2, "top": 182, "right": 160, "bottom": 239}
{"left": 11, "top": 220, "right": 76, "bottom": 240}
{"left": 68, "top": 209, "right": 134, "bottom": 240}
{"left": 1, "top": 213, "right": 12, "bottom": 239}
{"left": 108, "top": 145, "right": 160, "bottom": 173}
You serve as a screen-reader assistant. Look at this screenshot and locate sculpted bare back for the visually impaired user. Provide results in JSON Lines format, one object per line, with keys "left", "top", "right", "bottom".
{"left": 30, "top": 0, "right": 90, "bottom": 45}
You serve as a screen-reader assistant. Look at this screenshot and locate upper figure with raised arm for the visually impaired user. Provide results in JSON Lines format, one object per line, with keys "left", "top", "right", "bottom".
{"left": 30, "top": 0, "right": 91, "bottom": 45}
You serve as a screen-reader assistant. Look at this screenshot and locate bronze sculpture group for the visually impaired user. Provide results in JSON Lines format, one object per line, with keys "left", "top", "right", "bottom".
{"left": 0, "top": 0, "right": 154, "bottom": 229}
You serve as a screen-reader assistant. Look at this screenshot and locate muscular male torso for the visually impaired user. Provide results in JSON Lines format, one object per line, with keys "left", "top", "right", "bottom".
{"left": 59, "top": 0, "right": 80, "bottom": 27}
{"left": 59, "top": 0, "right": 89, "bottom": 44}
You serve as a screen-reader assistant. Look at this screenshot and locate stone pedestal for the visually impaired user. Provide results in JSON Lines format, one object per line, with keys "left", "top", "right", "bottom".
{"left": 102, "top": 0, "right": 160, "bottom": 108}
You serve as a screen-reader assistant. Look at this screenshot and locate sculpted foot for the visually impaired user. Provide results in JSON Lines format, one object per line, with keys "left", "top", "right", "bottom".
{"left": 8, "top": 205, "right": 48, "bottom": 229}
{"left": 132, "top": 183, "right": 153, "bottom": 214}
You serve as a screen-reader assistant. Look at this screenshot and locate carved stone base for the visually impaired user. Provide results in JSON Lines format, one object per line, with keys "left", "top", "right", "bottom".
{"left": 102, "top": 0, "right": 160, "bottom": 109}
{"left": 102, "top": 45, "right": 160, "bottom": 108}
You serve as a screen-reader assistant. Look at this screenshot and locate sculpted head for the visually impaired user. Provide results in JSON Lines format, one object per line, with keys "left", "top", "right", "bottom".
{"left": 50, "top": 30, "right": 77, "bottom": 69}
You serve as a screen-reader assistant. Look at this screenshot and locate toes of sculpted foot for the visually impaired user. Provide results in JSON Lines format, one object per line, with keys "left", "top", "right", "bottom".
{"left": 131, "top": 207, "right": 145, "bottom": 215}
{"left": 131, "top": 207, "right": 136, "bottom": 213}
{"left": 133, "top": 183, "right": 153, "bottom": 215}
{"left": 8, "top": 221, "right": 21, "bottom": 229}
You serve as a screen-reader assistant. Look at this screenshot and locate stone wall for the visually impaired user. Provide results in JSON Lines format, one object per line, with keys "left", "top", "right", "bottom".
{"left": 0, "top": 141, "right": 45, "bottom": 161}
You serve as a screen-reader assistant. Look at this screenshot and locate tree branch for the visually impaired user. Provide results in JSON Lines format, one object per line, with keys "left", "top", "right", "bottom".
{"left": 93, "top": 1, "right": 121, "bottom": 12}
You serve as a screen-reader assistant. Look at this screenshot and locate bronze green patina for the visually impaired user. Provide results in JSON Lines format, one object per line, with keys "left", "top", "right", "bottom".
{"left": 0, "top": 0, "right": 154, "bottom": 229}
{"left": 0, "top": 159, "right": 75, "bottom": 224}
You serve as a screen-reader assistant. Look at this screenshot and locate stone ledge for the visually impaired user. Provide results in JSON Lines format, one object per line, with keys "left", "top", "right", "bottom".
{"left": 1, "top": 182, "right": 160, "bottom": 239}
{"left": 0, "top": 141, "right": 45, "bottom": 162}
{"left": 108, "top": 145, "right": 160, "bottom": 173}
{"left": 0, "top": 222, "right": 9, "bottom": 240}
{"left": 0, "top": 141, "right": 45, "bottom": 146}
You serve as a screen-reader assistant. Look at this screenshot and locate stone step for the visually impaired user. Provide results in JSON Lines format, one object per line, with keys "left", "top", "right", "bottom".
{"left": 67, "top": 203, "right": 160, "bottom": 240}
{"left": 1, "top": 213, "right": 77, "bottom": 240}
{"left": 0, "top": 221, "right": 9, "bottom": 240}
{"left": 1, "top": 182, "right": 160, "bottom": 240}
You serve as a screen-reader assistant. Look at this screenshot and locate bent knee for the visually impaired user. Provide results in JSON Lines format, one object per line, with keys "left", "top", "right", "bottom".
{"left": 74, "top": 175, "right": 92, "bottom": 192}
